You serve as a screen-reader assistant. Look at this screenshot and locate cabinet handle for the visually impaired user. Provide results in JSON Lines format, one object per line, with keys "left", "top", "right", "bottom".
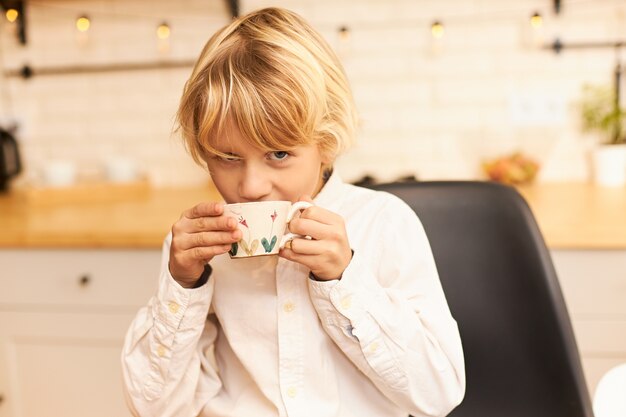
{"left": 79, "top": 274, "right": 91, "bottom": 286}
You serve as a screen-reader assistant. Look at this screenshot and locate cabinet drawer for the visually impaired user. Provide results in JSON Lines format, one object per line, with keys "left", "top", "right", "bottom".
{"left": 0, "top": 311, "right": 135, "bottom": 417}
{"left": 0, "top": 249, "right": 161, "bottom": 310}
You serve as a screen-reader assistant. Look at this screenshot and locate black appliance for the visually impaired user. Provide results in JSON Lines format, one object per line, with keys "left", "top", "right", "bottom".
{"left": 0, "top": 127, "right": 22, "bottom": 192}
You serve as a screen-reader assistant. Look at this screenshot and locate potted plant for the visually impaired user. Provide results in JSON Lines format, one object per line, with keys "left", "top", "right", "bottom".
{"left": 580, "top": 84, "right": 626, "bottom": 186}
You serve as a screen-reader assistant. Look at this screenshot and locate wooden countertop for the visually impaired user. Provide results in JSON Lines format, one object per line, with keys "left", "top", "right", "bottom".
{"left": 516, "top": 182, "right": 626, "bottom": 250}
{"left": 0, "top": 182, "right": 624, "bottom": 250}
{"left": 0, "top": 185, "right": 222, "bottom": 249}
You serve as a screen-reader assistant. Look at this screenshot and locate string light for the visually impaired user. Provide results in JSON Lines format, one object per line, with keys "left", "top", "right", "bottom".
{"left": 530, "top": 12, "right": 543, "bottom": 29}
{"left": 5, "top": 8, "right": 18, "bottom": 23}
{"left": 156, "top": 22, "right": 170, "bottom": 39}
{"left": 76, "top": 15, "right": 90, "bottom": 32}
{"left": 431, "top": 21, "right": 444, "bottom": 39}
{"left": 3, "top": 3, "right": 561, "bottom": 51}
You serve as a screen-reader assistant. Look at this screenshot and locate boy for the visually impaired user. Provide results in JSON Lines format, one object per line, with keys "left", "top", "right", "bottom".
{"left": 122, "top": 7, "right": 464, "bottom": 417}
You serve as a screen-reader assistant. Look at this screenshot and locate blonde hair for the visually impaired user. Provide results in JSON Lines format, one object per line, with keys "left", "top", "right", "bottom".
{"left": 176, "top": 7, "right": 358, "bottom": 165}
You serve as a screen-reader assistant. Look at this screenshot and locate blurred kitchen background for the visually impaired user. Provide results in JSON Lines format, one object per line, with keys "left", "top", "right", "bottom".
{"left": 1, "top": 1, "right": 626, "bottom": 417}
{"left": 0, "top": 0, "right": 624, "bottom": 186}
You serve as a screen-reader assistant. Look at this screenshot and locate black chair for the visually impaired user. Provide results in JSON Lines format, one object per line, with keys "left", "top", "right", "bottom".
{"left": 369, "top": 181, "right": 594, "bottom": 417}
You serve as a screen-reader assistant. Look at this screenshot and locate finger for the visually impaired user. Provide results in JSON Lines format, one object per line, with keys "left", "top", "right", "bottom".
{"left": 278, "top": 249, "right": 339, "bottom": 279}
{"left": 285, "top": 237, "right": 326, "bottom": 255}
{"left": 278, "top": 247, "right": 315, "bottom": 267}
{"left": 298, "top": 206, "right": 341, "bottom": 226}
{"left": 279, "top": 248, "right": 348, "bottom": 281}
{"left": 183, "top": 201, "right": 224, "bottom": 220}
{"left": 288, "top": 217, "right": 330, "bottom": 239}
{"left": 177, "top": 230, "right": 241, "bottom": 250}
{"left": 191, "top": 214, "right": 238, "bottom": 232}
{"left": 183, "top": 244, "right": 233, "bottom": 262}
{"left": 173, "top": 214, "right": 236, "bottom": 236}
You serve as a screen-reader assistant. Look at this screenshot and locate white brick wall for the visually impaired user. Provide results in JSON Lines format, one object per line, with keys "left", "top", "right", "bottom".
{"left": 0, "top": 0, "right": 624, "bottom": 186}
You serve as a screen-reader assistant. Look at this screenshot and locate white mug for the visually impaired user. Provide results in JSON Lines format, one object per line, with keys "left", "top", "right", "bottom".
{"left": 104, "top": 156, "right": 138, "bottom": 183}
{"left": 41, "top": 160, "right": 77, "bottom": 187}
{"left": 224, "top": 200, "right": 313, "bottom": 258}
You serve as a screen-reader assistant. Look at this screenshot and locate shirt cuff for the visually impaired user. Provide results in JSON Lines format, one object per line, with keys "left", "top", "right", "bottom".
{"left": 193, "top": 263, "right": 213, "bottom": 288}
{"left": 308, "top": 250, "right": 353, "bottom": 282}
{"left": 308, "top": 249, "right": 378, "bottom": 325}
{"left": 154, "top": 268, "right": 214, "bottom": 332}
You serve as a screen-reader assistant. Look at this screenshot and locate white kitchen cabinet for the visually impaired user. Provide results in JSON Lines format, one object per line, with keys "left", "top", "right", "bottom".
{"left": 0, "top": 249, "right": 161, "bottom": 417}
{"left": 1, "top": 247, "right": 623, "bottom": 413}
{"left": 551, "top": 249, "right": 626, "bottom": 398}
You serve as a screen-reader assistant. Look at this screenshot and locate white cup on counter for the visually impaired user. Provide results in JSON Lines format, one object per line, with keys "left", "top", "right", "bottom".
{"left": 104, "top": 156, "right": 139, "bottom": 183}
{"left": 41, "top": 160, "right": 77, "bottom": 187}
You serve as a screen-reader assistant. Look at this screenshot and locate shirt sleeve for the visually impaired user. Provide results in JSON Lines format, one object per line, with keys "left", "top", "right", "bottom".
{"left": 308, "top": 198, "right": 466, "bottom": 417}
{"left": 121, "top": 233, "right": 221, "bottom": 417}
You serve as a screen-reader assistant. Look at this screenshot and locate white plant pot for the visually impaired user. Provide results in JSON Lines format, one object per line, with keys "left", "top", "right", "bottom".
{"left": 591, "top": 144, "right": 626, "bottom": 187}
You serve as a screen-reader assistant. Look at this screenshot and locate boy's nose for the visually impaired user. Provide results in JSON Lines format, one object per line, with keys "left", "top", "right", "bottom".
{"left": 238, "top": 165, "right": 272, "bottom": 201}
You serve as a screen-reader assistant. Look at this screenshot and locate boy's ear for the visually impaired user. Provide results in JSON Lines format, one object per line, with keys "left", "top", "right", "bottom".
{"left": 319, "top": 147, "right": 335, "bottom": 166}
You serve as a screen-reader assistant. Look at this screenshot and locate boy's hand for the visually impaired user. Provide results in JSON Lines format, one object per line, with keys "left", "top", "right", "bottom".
{"left": 169, "top": 202, "right": 241, "bottom": 288}
{"left": 279, "top": 196, "right": 352, "bottom": 281}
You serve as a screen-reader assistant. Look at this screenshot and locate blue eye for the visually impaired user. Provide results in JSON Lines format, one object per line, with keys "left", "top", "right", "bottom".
{"left": 268, "top": 151, "right": 289, "bottom": 161}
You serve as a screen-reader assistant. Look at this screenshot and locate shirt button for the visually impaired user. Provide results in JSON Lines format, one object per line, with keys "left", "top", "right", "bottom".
{"left": 286, "top": 387, "right": 297, "bottom": 398}
{"left": 157, "top": 344, "right": 167, "bottom": 357}
{"left": 369, "top": 341, "right": 379, "bottom": 353}
{"left": 340, "top": 296, "right": 352, "bottom": 310}
{"left": 168, "top": 301, "right": 180, "bottom": 314}
{"left": 283, "top": 302, "right": 295, "bottom": 313}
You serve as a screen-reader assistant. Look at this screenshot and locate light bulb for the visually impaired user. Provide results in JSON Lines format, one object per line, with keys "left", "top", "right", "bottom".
{"left": 530, "top": 12, "right": 543, "bottom": 29}
{"left": 431, "top": 21, "right": 444, "bottom": 39}
{"left": 5, "top": 8, "right": 18, "bottom": 23}
{"left": 76, "top": 16, "right": 90, "bottom": 32}
{"left": 157, "top": 22, "right": 170, "bottom": 40}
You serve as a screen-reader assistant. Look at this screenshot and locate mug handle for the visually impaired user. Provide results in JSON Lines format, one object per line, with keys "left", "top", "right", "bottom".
{"left": 279, "top": 201, "right": 314, "bottom": 249}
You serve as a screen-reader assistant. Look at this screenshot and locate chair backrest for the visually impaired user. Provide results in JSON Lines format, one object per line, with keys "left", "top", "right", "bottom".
{"left": 369, "top": 180, "right": 594, "bottom": 417}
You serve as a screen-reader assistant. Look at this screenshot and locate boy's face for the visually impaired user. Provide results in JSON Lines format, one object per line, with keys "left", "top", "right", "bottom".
{"left": 206, "top": 122, "right": 330, "bottom": 204}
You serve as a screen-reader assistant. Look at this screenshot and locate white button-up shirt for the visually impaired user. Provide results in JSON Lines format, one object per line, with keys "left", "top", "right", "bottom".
{"left": 122, "top": 173, "right": 465, "bottom": 417}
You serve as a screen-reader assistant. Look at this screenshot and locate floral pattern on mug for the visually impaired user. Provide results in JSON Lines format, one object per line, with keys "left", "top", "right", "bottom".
{"left": 261, "top": 210, "right": 278, "bottom": 253}
{"left": 229, "top": 215, "right": 259, "bottom": 256}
